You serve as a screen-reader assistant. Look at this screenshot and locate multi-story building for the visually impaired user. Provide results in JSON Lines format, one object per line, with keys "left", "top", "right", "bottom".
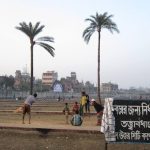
{"left": 14, "top": 70, "right": 22, "bottom": 89}
{"left": 71, "top": 72, "right": 76, "bottom": 80}
{"left": 101, "top": 82, "right": 118, "bottom": 92}
{"left": 14, "top": 70, "right": 30, "bottom": 90}
{"left": 60, "top": 72, "right": 92, "bottom": 92}
{"left": 42, "top": 71, "right": 58, "bottom": 87}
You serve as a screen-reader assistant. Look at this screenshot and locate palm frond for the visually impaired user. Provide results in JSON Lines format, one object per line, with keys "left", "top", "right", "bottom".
{"left": 82, "top": 12, "right": 119, "bottom": 43}
{"left": 15, "top": 22, "right": 31, "bottom": 37}
{"left": 29, "top": 22, "right": 33, "bottom": 34}
{"left": 28, "top": 22, "right": 45, "bottom": 37}
{"left": 85, "top": 18, "right": 96, "bottom": 24}
{"left": 36, "top": 42, "right": 55, "bottom": 57}
{"left": 82, "top": 27, "right": 95, "bottom": 44}
{"left": 15, "top": 22, "right": 45, "bottom": 39}
{"left": 32, "top": 22, "right": 40, "bottom": 34}
{"left": 36, "top": 36, "right": 54, "bottom": 42}
{"left": 83, "top": 26, "right": 94, "bottom": 36}
{"left": 34, "top": 25, "right": 45, "bottom": 37}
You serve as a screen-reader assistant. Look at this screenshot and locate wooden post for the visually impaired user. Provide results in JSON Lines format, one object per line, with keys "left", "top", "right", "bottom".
{"left": 104, "top": 142, "right": 108, "bottom": 150}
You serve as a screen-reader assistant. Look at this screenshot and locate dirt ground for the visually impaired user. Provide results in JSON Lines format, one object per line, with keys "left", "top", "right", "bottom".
{"left": 0, "top": 129, "right": 150, "bottom": 150}
{"left": 0, "top": 111, "right": 97, "bottom": 127}
{"left": 0, "top": 129, "right": 103, "bottom": 150}
{"left": 1, "top": 100, "right": 150, "bottom": 150}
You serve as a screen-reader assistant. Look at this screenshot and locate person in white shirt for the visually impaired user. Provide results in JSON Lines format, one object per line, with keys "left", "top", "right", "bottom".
{"left": 22, "top": 93, "right": 37, "bottom": 124}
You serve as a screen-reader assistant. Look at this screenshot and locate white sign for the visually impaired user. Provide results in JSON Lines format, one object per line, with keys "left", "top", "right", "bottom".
{"left": 53, "top": 83, "right": 63, "bottom": 92}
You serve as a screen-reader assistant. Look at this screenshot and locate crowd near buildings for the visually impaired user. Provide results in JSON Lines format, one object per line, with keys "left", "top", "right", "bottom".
{"left": 0, "top": 69, "right": 150, "bottom": 100}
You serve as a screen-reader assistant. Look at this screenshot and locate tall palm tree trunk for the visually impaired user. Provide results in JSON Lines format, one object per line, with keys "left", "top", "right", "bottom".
{"left": 30, "top": 44, "right": 34, "bottom": 95}
{"left": 97, "top": 31, "right": 101, "bottom": 104}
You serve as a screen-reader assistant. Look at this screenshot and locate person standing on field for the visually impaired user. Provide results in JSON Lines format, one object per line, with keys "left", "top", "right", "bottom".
{"left": 91, "top": 99, "right": 104, "bottom": 125}
{"left": 22, "top": 93, "right": 37, "bottom": 124}
{"left": 79, "top": 91, "right": 87, "bottom": 116}
{"left": 72, "top": 101, "right": 80, "bottom": 114}
{"left": 85, "top": 94, "right": 90, "bottom": 113}
{"left": 63, "top": 103, "right": 70, "bottom": 124}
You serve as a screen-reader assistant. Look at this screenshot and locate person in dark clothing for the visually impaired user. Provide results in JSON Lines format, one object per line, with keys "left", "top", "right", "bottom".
{"left": 85, "top": 94, "right": 90, "bottom": 113}
{"left": 91, "top": 99, "right": 104, "bottom": 125}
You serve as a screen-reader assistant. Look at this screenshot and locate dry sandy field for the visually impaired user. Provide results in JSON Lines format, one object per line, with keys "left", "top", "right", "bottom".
{"left": 0, "top": 99, "right": 150, "bottom": 150}
{"left": 0, "top": 129, "right": 150, "bottom": 150}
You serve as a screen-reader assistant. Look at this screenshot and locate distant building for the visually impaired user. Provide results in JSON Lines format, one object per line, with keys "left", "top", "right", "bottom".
{"left": 14, "top": 70, "right": 30, "bottom": 89}
{"left": 60, "top": 77, "right": 73, "bottom": 92}
{"left": 60, "top": 72, "right": 80, "bottom": 92}
{"left": 71, "top": 72, "right": 76, "bottom": 80}
{"left": 42, "top": 71, "right": 58, "bottom": 87}
{"left": 21, "top": 72, "right": 30, "bottom": 83}
{"left": 101, "top": 82, "right": 118, "bottom": 92}
{"left": 0, "top": 76, "right": 4, "bottom": 83}
{"left": 60, "top": 72, "right": 92, "bottom": 92}
{"left": 14, "top": 70, "right": 22, "bottom": 89}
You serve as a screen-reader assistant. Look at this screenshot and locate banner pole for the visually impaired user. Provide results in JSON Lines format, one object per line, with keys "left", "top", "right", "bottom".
{"left": 104, "top": 142, "right": 108, "bottom": 150}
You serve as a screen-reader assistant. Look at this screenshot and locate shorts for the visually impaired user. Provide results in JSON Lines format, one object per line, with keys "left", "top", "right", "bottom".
{"left": 65, "top": 111, "right": 69, "bottom": 117}
{"left": 23, "top": 104, "right": 31, "bottom": 114}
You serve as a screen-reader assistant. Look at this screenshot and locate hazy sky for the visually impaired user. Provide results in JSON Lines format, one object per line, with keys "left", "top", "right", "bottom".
{"left": 0, "top": 0, "right": 150, "bottom": 89}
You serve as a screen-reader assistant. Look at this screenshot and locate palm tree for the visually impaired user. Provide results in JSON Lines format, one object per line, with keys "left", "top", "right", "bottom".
{"left": 16, "top": 22, "right": 55, "bottom": 95}
{"left": 82, "top": 12, "right": 119, "bottom": 104}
